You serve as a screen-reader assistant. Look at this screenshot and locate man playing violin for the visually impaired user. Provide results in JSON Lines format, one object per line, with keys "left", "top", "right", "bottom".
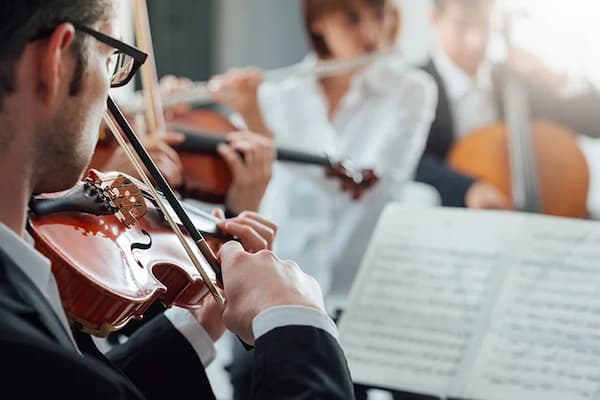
{"left": 0, "top": 1, "right": 354, "bottom": 399}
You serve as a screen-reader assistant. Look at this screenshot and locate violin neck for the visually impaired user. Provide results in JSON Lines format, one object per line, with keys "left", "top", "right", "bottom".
{"left": 172, "top": 126, "right": 332, "bottom": 168}
{"left": 275, "top": 148, "right": 331, "bottom": 167}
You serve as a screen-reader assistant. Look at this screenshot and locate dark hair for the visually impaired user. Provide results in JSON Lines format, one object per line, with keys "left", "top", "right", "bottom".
{"left": 303, "top": 0, "right": 387, "bottom": 59}
{"left": 0, "top": 0, "right": 111, "bottom": 110}
{"left": 433, "top": 0, "right": 495, "bottom": 11}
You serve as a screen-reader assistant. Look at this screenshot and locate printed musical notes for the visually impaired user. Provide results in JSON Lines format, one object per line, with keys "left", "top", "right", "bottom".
{"left": 339, "top": 205, "right": 600, "bottom": 400}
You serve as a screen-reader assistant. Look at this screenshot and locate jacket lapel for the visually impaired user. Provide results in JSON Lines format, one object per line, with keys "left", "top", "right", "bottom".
{"left": 0, "top": 250, "right": 76, "bottom": 351}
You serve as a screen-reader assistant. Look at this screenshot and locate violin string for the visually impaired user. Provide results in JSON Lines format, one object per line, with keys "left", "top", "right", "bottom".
{"left": 102, "top": 112, "right": 225, "bottom": 306}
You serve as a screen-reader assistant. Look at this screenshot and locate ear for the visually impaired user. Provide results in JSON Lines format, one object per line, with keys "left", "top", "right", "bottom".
{"left": 36, "top": 23, "right": 76, "bottom": 105}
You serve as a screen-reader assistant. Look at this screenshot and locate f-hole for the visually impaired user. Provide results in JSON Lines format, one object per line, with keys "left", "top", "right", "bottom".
{"left": 131, "top": 230, "right": 152, "bottom": 269}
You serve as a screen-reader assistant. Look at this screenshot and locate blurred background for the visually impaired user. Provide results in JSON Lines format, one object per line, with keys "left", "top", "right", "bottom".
{"left": 116, "top": 0, "right": 600, "bottom": 88}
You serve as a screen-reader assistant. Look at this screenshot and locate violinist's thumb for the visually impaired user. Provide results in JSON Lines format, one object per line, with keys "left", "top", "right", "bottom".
{"left": 217, "top": 241, "right": 246, "bottom": 275}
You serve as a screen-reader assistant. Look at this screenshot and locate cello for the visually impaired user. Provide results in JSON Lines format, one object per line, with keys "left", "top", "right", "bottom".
{"left": 448, "top": 14, "right": 589, "bottom": 218}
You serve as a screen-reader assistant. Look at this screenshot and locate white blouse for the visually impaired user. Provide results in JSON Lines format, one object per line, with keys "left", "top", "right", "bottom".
{"left": 255, "top": 55, "right": 437, "bottom": 302}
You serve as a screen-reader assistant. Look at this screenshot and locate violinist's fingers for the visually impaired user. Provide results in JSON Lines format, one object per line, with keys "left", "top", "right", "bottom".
{"left": 212, "top": 208, "right": 226, "bottom": 221}
{"left": 230, "top": 132, "right": 274, "bottom": 172}
{"left": 231, "top": 140, "right": 256, "bottom": 168}
{"left": 236, "top": 211, "right": 278, "bottom": 236}
{"left": 217, "top": 240, "right": 246, "bottom": 266}
{"left": 149, "top": 139, "right": 183, "bottom": 172}
{"left": 153, "top": 153, "right": 183, "bottom": 188}
{"left": 218, "top": 221, "right": 268, "bottom": 253}
{"left": 188, "top": 293, "right": 226, "bottom": 341}
{"left": 217, "top": 143, "right": 245, "bottom": 178}
{"left": 219, "top": 215, "right": 275, "bottom": 251}
{"left": 162, "top": 132, "right": 186, "bottom": 146}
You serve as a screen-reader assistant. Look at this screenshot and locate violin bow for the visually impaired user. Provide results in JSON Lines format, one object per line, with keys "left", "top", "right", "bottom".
{"left": 104, "top": 96, "right": 225, "bottom": 306}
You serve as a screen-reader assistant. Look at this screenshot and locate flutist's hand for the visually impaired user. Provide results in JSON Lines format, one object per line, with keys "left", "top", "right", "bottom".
{"left": 159, "top": 75, "right": 193, "bottom": 120}
{"left": 209, "top": 69, "right": 273, "bottom": 137}
{"left": 209, "top": 68, "right": 263, "bottom": 114}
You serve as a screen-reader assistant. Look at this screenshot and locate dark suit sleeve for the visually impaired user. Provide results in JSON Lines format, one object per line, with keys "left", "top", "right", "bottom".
{"left": 0, "top": 311, "right": 145, "bottom": 400}
{"left": 107, "top": 314, "right": 215, "bottom": 400}
{"left": 415, "top": 154, "right": 476, "bottom": 207}
{"left": 251, "top": 326, "right": 354, "bottom": 400}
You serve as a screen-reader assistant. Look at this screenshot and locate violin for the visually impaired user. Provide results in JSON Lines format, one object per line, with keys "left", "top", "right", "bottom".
{"left": 448, "top": 14, "right": 589, "bottom": 218}
{"left": 28, "top": 170, "right": 230, "bottom": 336}
{"left": 89, "top": 0, "right": 380, "bottom": 202}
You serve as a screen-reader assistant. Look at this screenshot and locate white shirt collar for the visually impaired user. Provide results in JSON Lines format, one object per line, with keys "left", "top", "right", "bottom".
{"left": 432, "top": 45, "right": 494, "bottom": 101}
{"left": 0, "top": 223, "right": 52, "bottom": 297}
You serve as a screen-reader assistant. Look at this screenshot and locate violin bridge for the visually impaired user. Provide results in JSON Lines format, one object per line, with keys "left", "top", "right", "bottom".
{"left": 104, "top": 175, "right": 148, "bottom": 227}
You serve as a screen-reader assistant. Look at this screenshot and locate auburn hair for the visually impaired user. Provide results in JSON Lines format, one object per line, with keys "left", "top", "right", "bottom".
{"left": 302, "top": 0, "right": 387, "bottom": 58}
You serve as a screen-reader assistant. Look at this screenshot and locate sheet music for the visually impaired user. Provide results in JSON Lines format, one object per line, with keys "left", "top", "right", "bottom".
{"left": 338, "top": 206, "right": 513, "bottom": 397}
{"left": 338, "top": 205, "right": 600, "bottom": 400}
{"left": 463, "top": 220, "right": 600, "bottom": 400}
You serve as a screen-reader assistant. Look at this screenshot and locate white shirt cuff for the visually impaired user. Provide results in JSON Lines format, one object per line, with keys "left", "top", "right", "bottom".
{"left": 252, "top": 305, "right": 339, "bottom": 342}
{"left": 164, "top": 307, "right": 216, "bottom": 367}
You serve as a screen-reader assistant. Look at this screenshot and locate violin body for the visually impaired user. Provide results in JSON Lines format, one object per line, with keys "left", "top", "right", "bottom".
{"left": 449, "top": 120, "right": 589, "bottom": 218}
{"left": 28, "top": 170, "right": 228, "bottom": 337}
{"left": 171, "top": 110, "right": 235, "bottom": 203}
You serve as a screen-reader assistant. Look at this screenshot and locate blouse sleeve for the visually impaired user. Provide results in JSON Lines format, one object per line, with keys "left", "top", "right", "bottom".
{"left": 373, "top": 69, "right": 438, "bottom": 187}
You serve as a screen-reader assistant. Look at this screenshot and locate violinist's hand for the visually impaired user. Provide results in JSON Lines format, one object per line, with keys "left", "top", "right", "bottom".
{"left": 218, "top": 241, "right": 326, "bottom": 345}
{"left": 188, "top": 292, "right": 226, "bottom": 342}
{"left": 218, "top": 131, "right": 275, "bottom": 215}
{"left": 159, "top": 75, "right": 193, "bottom": 121}
{"left": 209, "top": 68, "right": 263, "bottom": 114}
{"left": 102, "top": 133, "right": 185, "bottom": 188}
{"left": 212, "top": 209, "right": 277, "bottom": 252}
{"left": 465, "top": 181, "right": 511, "bottom": 210}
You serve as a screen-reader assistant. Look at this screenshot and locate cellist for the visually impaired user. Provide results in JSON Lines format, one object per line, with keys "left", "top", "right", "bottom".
{"left": 416, "top": 0, "right": 600, "bottom": 209}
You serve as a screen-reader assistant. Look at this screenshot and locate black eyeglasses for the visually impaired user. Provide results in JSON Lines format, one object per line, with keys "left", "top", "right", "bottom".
{"left": 73, "top": 24, "right": 147, "bottom": 88}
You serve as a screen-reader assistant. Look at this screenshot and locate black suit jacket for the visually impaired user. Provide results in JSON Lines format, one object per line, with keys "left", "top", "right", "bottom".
{"left": 416, "top": 59, "right": 600, "bottom": 207}
{"left": 0, "top": 247, "right": 354, "bottom": 399}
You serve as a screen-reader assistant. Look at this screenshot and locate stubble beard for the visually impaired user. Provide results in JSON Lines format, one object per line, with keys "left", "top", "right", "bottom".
{"left": 32, "top": 94, "right": 101, "bottom": 194}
